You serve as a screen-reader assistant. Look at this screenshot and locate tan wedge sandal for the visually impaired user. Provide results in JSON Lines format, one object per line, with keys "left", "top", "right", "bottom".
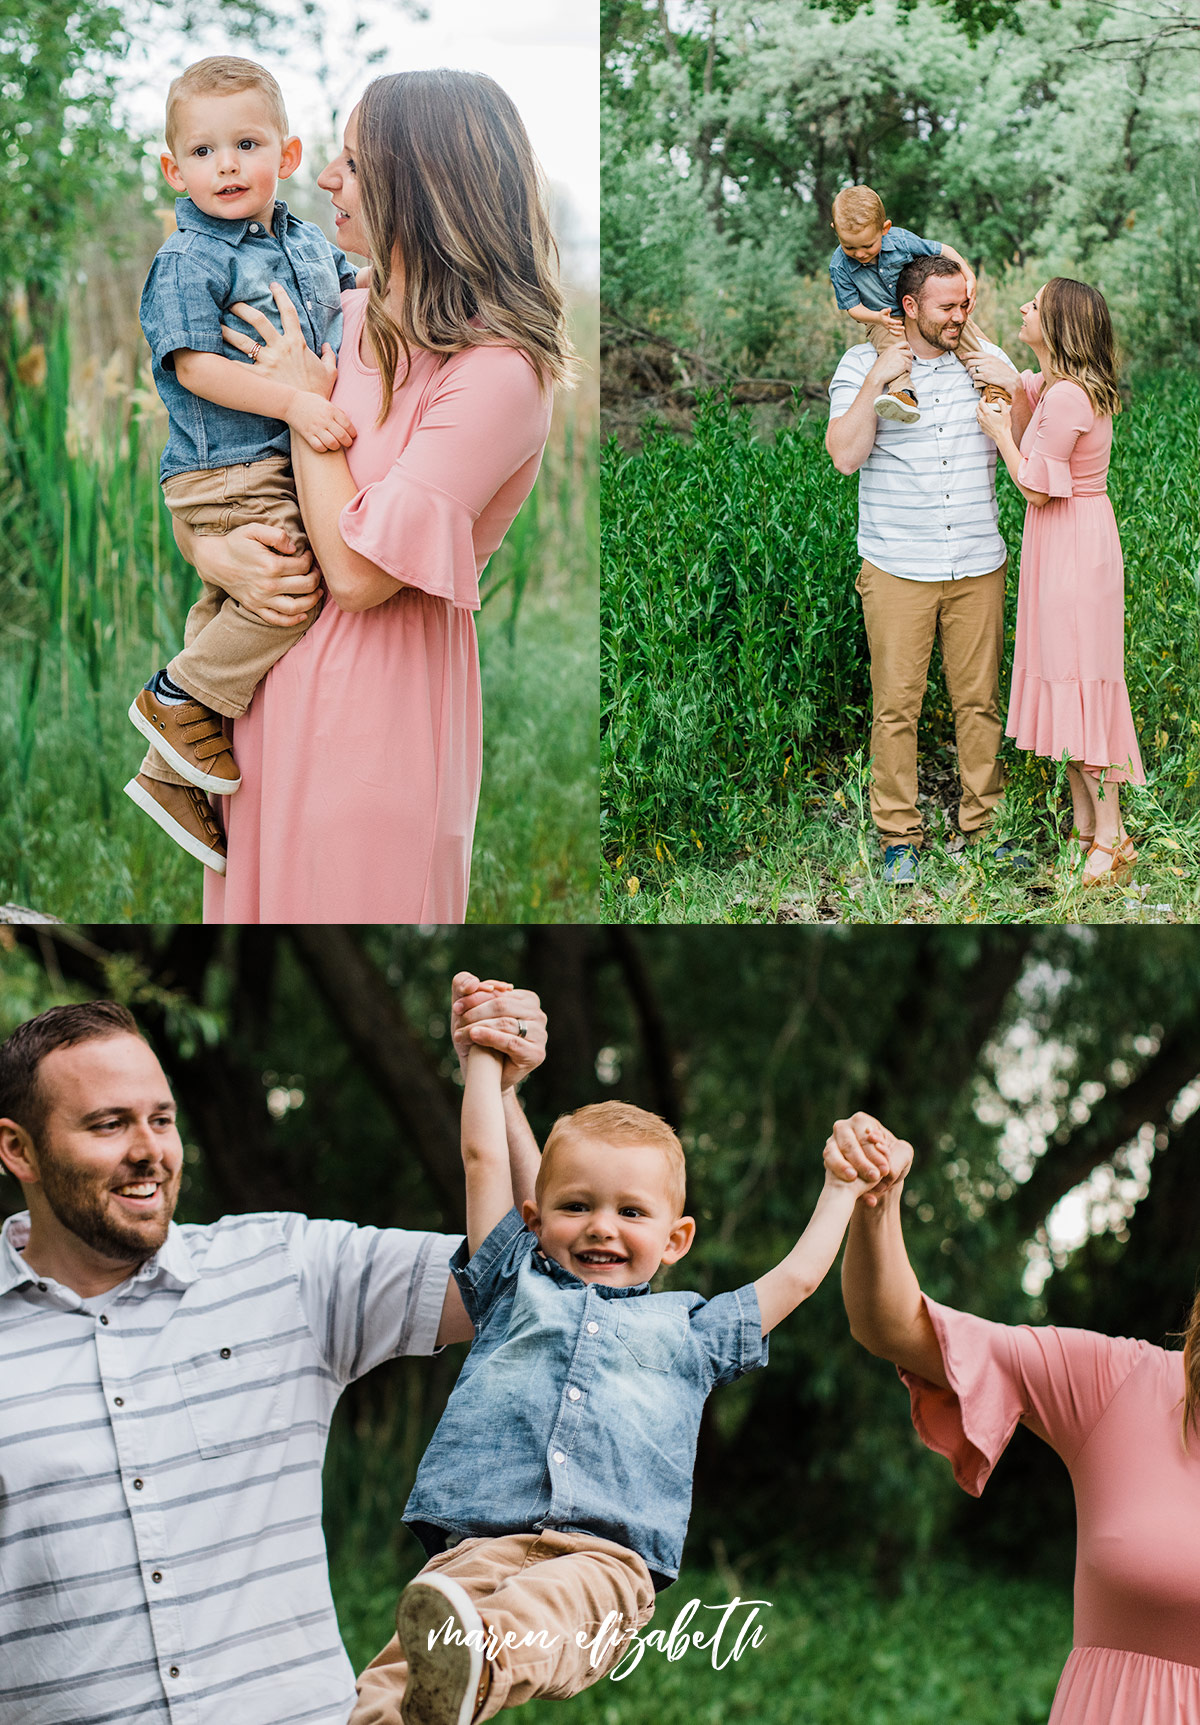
{"left": 1083, "top": 833, "right": 1137, "bottom": 887}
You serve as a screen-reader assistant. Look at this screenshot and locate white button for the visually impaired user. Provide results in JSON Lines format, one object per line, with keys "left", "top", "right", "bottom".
{"left": 553, "top": 1450, "right": 566, "bottom": 1465}
{"left": 586, "top": 1322, "right": 599, "bottom": 1334}
{"left": 306, "top": 299, "right": 313, "bottom": 308}
{"left": 250, "top": 223, "right": 260, "bottom": 233}
{"left": 568, "top": 1387, "right": 581, "bottom": 1401}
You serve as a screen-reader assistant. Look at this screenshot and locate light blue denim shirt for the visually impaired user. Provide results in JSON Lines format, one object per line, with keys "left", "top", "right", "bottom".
{"left": 140, "top": 197, "right": 359, "bottom": 481}
{"left": 828, "top": 226, "right": 941, "bottom": 313}
{"left": 404, "top": 1209, "right": 768, "bottom": 1587}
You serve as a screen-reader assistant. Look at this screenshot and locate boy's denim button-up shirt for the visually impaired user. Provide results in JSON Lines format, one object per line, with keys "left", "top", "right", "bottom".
{"left": 404, "top": 1209, "right": 768, "bottom": 1587}
{"left": 828, "top": 226, "right": 941, "bottom": 313}
{"left": 140, "top": 197, "right": 359, "bottom": 482}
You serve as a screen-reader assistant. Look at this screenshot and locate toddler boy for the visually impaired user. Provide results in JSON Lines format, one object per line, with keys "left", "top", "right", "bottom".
{"left": 829, "top": 184, "right": 1010, "bottom": 426}
{"left": 350, "top": 996, "right": 887, "bottom": 1725}
{"left": 125, "top": 55, "right": 361, "bottom": 873}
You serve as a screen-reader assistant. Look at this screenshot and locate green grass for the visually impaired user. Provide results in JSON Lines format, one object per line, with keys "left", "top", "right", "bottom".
{"left": 328, "top": 1554, "right": 1072, "bottom": 1725}
{"left": 0, "top": 322, "right": 598, "bottom": 922}
{"left": 602, "top": 373, "right": 1199, "bottom": 924}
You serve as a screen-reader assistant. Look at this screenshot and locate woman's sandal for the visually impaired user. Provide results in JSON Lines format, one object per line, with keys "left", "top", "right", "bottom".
{"left": 1083, "top": 833, "right": 1137, "bottom": 887}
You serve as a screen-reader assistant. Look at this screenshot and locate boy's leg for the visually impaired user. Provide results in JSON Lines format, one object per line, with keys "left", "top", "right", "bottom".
{"left": 957, "top": 318, "right": 1011, "bottom": 404}
{"left": 866, "top": 320, "right": 919, "bottom": 422}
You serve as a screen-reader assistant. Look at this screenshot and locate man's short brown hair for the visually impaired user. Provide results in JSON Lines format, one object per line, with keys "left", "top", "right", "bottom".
{"left": 165, "top": 56, "right": 289, "bottom": 154}
{"left": 537, "top": 1102, "right": 687, "bottom": 1214}
{"left": 0, "top": 1002, "right": 142, "bottom": 1145}
{"left": 832, "top": 186, "right": 886, "bottom": 239}
{"left": 895, "top": 252, "right": 966, "bottom": 313}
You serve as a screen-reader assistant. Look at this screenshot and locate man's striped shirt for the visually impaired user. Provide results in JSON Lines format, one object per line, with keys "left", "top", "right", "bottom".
{"left": 828, "top": 340, "right": 1013, "bottom": 581}
{"left": 0, "top": 1210, "right": 457, "bottom": 1725}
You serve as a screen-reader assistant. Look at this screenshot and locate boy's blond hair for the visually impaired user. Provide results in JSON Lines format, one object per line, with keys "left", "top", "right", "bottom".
{"left": 165, "top": 56, "right": 289, "bottom": 153}
{"left": 536, "top": 1102, "right": 687, "bottom": 1215}
{"left": 832, "top": 185, "right": 886, "bottom": 239}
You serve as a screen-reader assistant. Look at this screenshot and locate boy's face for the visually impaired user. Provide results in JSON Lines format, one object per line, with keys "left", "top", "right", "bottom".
{"left": 522, "top": 1139, "right": 695, "bottom": 1287}
{"left": 834, "top": 219, "right": 890, "bottom": 264}
{"left": 161, "top": 90, "right": 301, "bottom": 228}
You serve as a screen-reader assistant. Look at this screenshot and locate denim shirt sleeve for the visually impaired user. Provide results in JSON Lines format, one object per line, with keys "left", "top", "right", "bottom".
{"left": 140, "top": 241, "right": 233, "bottom": 372}
{"left": 887, "top": 226, "right": 940, "bottom": 263}
{"left": 449, "top": 1208, "right": 536, "bottom": 1328}
{"left": 690, "top": 1282, "right": 770, "bottom": 1387}
{"left": 828, "top": 247, "right": 862, "bottom": 310}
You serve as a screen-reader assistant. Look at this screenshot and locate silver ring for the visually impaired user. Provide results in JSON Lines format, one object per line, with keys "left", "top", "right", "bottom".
{"left": 249, "top": 342, "right": 261, "bottom": 363}
{"left": 517, "top": 1021, "right": 528, "bottom": 1039}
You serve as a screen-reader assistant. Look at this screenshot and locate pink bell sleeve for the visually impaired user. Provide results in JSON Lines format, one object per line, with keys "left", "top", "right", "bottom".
{"left": 899, "top": 1296, "right": 1146, "bottom": 1496}
{"left": 1017, "top": 378, "right": 1094, "bottom": 498}
{"left": 339, "top": 345, "right": 549, "bottom": 611}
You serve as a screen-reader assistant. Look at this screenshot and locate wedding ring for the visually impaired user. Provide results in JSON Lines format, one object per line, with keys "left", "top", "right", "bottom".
{"left": 249, "top": 342, "right": 261, "bottom": 363}
{"left": 517, "top": 1021, "right": 528, "bottom": 1039}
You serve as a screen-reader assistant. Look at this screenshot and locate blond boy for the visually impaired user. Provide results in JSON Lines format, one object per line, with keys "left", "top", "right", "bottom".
{"left": 126, "top": 56, "right": 361, "bottom": 873}
{"left": 829, "top": 185, "right": 1009, "bottom": 426}
{"left": 350, "top": 995, "right": 888, "bottom": 1725}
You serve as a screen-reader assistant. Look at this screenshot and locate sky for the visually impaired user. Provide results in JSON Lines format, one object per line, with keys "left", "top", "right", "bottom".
{"left": 118, "top": 0, "right": 599, "bottom": 283}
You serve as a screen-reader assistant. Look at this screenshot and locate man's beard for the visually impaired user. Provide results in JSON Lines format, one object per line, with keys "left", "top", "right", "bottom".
{"left": 37, "top": 1150, "right": 179, "bottom": 1264}
{"left": 915, "top": 310, "right": 964, "bottom": 352}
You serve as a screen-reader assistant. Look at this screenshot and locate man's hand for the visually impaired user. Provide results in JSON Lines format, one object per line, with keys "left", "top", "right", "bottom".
{"left": 451, "top": 973, "right": 546, "bottom": 1090}
{"left": 823, "top": 1113, "right": 913, "bottom": 1207}
{"left": 964, "top": 353, "right": 1019, "bottom": 396}
{"left": 869, "top": 341, "right": 916, "bottom": 390}
{"left": 286, "top": 390, "right": 357, "bottom": 453}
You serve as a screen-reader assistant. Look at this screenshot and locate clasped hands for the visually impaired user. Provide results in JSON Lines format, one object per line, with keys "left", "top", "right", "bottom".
{"left": 223, "top": 280, "right": 357, "bottom": 454}
{"left": 823, "top": 1112, "right": 913, "bottom": 1205}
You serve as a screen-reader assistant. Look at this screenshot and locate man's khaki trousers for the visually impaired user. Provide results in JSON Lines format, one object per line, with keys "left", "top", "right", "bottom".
{"left": 349, "top": 1530, "right": 656, "bottom": 1724}
{"left": 855, "top": 557, "right": 1007, "bottom": 848}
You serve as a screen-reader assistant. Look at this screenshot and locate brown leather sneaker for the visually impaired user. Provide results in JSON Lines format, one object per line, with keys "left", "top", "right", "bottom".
{"left": 982, "top": 382, "right": 1012, "bottom": 405}
{"left": 129, "top": 686, "right": 241, "bottom": 794}
{"left": 874, "top": 387, "right": 921, "bottom": 425}
{"left": 123, "top": 774, "right": 228, "bottom": 874}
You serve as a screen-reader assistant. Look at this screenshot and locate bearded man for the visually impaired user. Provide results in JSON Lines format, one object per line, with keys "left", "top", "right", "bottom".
{"left": 0, "top": 985, "right": 545, "bottom": 1725}
{"left": 825, "top": 252, "right": 1029, "bottom": 884}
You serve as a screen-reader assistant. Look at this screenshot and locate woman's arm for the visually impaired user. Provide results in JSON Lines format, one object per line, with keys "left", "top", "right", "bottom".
{"left": 824, "top": 1114, "right": 949, "bottom": 1387}
{"left": 290, "top": 440, "right": 401, "bottom": 612}
{"left": 174, "top": 518, "right": 321, "bottom": 626}
{"left": 975, "top": 399, "right": 1050, "bottom": 507}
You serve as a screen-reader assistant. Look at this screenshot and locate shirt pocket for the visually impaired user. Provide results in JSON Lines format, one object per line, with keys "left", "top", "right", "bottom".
{"left": 614, "top": 1305, "right": 688, "bottom": 1373}
{"left": 174, "top": 1343, "right": 289, "bottom": 1459}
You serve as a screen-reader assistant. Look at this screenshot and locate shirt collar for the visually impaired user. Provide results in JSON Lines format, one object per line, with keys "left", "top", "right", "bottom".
{"left": 174, "top": 195, "right": 293, "bottom": 246}
{"left": 530, "top": 1242, "right": 651, "bottom": 1299}
{"left": 0, "top": 1212, "right": 199, "bottom": 1296}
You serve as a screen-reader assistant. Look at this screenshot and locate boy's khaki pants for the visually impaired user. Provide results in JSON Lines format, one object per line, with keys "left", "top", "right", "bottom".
{"left": 855, "top": 557, "right": 1007, "bottom": 847}
{"left": 139, "top": 455, "right": 320, "bottom": 787}
{"left": 350, "top": 1531, "right": 656, "bottom": 1724}
{"left": 867, "top": 316, "right": 1007, "bottom": 404}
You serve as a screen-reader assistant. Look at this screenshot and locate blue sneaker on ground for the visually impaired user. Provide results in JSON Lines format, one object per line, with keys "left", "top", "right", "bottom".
{"left": 991, "top": 843, "right": 1035, "bottom": 873}
{"left": 883, "top": 844, "right": 920, "bottom": 885}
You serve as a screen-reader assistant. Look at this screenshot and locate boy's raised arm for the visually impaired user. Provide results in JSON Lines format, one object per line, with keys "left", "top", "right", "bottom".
{"left": 461, "top": 1046, "right": 515, "bottom": 1257}
{"left": 752, "top": 1139, "right": 890, "bottom": 1334}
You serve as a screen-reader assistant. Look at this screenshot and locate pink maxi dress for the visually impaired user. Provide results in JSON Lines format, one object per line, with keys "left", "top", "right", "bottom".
{"left": 903, "top": 1298, "right": 1200, "bottom": 1723}
{"left": 1005, "top": 373, "right": 1144, "bottom": 783}
{"left": 205, "top": 290, "right": 552, "bottom": 924}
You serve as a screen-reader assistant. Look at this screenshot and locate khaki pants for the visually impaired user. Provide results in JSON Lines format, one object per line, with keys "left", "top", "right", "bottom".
{"left": 140, "top": 456, "right": 320, "bottom": 787}
{"left": 868, "top": 315, "right": 1003, "bottom": 403}
{"left": 855, "top": 557, "right": 1007, "bottom": 848}
{"left": 350, "top": 1531, "right": 656, "bottom": 1724}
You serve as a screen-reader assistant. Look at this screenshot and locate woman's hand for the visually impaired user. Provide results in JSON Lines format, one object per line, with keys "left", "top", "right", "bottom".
{"left": 223, "top": 281, "right": 338, "bottom": 399}
{"left": 976, "top": 397, "right": 1011, "bottom": 443}
{"left": 823, "top": 1113, "right": 912, "bottom": 1207}
{"left": 452, "top": 972, "right": 547, "bottom": 1091}
{"left": 964, "top": 353, "right": 1019, "bottom": 395}
{"left": 182, "top": 520, "right": 320, "bottom": 627}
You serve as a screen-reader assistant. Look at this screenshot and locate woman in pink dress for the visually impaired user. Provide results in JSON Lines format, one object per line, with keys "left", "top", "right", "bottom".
{"left": 171, "top": 71, "right": 566, "bottom": 922}
{"left": 825, "top": 1113, "right": 1200, "bottom": 1725}
{"left": 976, "top": 279, "right": 1144, "bottom": 886}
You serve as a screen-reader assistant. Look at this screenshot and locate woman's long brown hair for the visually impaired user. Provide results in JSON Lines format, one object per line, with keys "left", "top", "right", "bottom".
{"left": 1182, "top": 1287, "right": 1200, "bottom": 1447}
{"left": 356, "top": 69, "right": 576, "bottom": 417}
{"left": 1039, "top": 277, "right": 1123, "bottom": 418}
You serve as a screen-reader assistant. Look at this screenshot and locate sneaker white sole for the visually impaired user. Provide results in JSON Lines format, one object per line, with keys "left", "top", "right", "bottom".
{"left": 123, "top": 778, "right": 227, "bottom": 875}
{"left": 128, "top": 699, "right": 242, "bottom": 795}
{"left": 396, "top": 1573, "right": 484, "bottom": 1725}
{"left": 873, "top": 394, "right": 921, "bottom": 425}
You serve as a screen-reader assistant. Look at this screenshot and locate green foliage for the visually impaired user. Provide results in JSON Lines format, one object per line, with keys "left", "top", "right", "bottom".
{"left": 603, "top": 1, "right": 1200, "bottom": 382}
{"left": 602, "top": 373, "right": 1199, "bottom": 899}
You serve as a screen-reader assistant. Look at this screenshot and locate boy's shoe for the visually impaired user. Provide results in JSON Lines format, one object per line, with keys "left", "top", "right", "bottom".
{"left": 882, "top": 843, "right": 920, "bottom": 885}
{"left": 981, "top": 382, "right": 1012, "bottom": 405}
{"left": 395, "top": 1572, "right": 487, "bottom": 1725}
{"left": 129, "top": 684, "right": 241, "bottom": 794}
{"left": 123, "top": 774, "right": 227, "bottom": 874}
{"left": 874, "top": 388, "right": 921, "bottom": 425}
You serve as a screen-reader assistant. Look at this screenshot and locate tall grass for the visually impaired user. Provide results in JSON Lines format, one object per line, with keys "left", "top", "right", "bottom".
{"left": 603, "top": 373, "right": 1199, "bottom": 914}
{"left": 0, "top": 314, "right": 598, "bottom": 921}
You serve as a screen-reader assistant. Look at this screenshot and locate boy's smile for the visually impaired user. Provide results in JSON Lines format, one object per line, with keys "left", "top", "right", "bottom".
{"left": 522, "top": 1139, "right": 695, "bottom": 1287}
{"left": 161, "top": 90, "right": 301, "bottom": 229}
